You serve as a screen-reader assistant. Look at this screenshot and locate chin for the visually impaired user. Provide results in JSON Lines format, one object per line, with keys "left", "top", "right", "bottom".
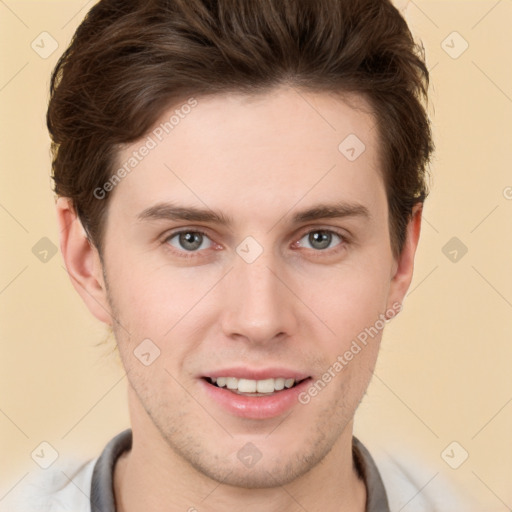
{"left": 158, "top": 424, "right": 338, "bottom": 489}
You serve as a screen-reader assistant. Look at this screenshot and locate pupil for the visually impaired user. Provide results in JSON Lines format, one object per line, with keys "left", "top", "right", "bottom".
{"left": 309, "top": 231, "right": 331, "bottom": 250}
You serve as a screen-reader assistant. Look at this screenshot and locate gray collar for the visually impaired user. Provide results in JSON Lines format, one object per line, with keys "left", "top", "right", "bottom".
{"left": 90, "top": 429, "right": 389, "bottom": 512}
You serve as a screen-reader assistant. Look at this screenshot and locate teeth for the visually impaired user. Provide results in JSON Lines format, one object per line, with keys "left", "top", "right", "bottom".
{"left": 274, "top": 378, "right": 285, "bottom": 391}
{"left": 238, "top": 379, "right": 257, "bottom": 393}
{"left": 226, "top": 377, "right": 238, "bottom": 390}
{"left": 256, "top": 378, "right": 274, "bottom": 393}
{"left": 284, "top": 378, "right": 295, "bottom": 389}
{"left": 211, "top": 377, "right": 297, "bottom": 393}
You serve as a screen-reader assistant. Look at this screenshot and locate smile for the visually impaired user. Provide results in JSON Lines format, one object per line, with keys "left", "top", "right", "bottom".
{"left": 207, "top": 376, "right": 306, "bottom": 395}
{"left": 201, "top": 373, "right": 312, "bottom": 419}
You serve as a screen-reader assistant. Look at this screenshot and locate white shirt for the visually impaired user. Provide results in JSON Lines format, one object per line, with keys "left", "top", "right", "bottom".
{"left": 1, "top": 430, "right": 476, "bottom": 511}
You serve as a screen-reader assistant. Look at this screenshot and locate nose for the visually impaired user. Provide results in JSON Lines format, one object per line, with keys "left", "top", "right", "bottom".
{"left": 219, "top": 249, "right": 299, "bottom": 345}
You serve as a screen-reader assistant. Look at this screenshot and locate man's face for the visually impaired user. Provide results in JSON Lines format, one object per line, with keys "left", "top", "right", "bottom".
{"left": 98, "top": 87, "right": 404, "bottom": 487}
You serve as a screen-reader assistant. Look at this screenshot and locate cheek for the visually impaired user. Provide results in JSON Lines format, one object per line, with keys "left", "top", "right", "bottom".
{"left": 105, "top": 235, "right": 393, "bottom": 358}
{"left": 105, "top": 254, "right": 211, "bottom": 333}
{"left": 299, "top": 258, "right": 392, "bottom": 341}
{"left": 105, "top": 258, "right": 227, "bottom": 375}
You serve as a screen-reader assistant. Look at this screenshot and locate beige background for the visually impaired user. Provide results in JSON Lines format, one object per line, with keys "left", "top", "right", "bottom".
{"left": 1, "top": 0, "right": 511, "bottom": 509}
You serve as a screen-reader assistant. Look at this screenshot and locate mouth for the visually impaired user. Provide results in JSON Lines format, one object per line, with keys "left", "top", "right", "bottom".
{"left": 203, "top": 376, "right": 310, "bottom": 396}
{"left": 200, "top": 372, "right": 312, "bottom": 419}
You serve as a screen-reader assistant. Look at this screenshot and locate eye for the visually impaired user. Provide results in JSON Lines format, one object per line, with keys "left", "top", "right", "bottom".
{"left": 296, "top": 230, "right": 344, "bottom": 251}
{"left": 166, "top": 230, "right": 213, "bottom": 252}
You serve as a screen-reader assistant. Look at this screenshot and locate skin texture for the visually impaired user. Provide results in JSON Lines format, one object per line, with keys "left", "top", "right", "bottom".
{"left": 57, "top": 86, "right": 422, "bottom": 512}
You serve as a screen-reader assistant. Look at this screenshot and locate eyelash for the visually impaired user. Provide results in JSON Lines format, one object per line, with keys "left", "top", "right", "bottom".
{"left": 162, "top": 228, "right": 349, "bottom": 260}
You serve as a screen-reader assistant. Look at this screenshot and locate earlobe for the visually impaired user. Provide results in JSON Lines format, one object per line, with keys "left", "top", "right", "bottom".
{"left": 56, "top": 197, "right": 113, "bottom": 325}
{"left": 386, "top": 203, "right": 423, "bottom": 312}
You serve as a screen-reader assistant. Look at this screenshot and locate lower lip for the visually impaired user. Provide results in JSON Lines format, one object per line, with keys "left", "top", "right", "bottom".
{"left": 200, "top": 378, "right": 312, "bottom": 420}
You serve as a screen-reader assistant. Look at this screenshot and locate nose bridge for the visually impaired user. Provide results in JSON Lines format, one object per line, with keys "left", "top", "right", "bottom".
{"left": 220, "top": 242, "right": 296, "bottom": 343}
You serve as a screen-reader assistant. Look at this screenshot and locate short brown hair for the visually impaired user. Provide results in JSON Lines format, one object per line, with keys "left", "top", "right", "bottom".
{"left": 48, "top": 0, "right": 434, "bottom": 257}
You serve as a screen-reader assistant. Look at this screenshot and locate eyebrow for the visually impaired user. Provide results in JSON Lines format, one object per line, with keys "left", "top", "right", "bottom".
{"left": 137, "top": 201, "right": 371, "bottom": 226}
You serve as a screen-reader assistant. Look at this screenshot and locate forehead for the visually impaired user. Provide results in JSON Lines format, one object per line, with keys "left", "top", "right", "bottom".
{"left": 110, "top": 87, "right": 384, "bottom": 224}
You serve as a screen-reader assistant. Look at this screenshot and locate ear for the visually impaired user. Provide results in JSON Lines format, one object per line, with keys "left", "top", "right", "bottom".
{"left": 386, "top": 203, "right": 423, "bottom": 314}
{"left": 56, "top": 197, "right": 113, "bottom": 325}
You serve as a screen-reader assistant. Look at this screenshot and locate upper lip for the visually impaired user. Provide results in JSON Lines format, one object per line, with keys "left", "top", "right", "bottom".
{"left": 203, "top": 367, "right": 310, "bottom": 381}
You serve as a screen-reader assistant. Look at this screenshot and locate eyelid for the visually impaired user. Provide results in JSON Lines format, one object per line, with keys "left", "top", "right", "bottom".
{"left": 161, "top": 225, "right": 350, "bottom": 259}
{"left": 162, "top": 228, "right": 219, "bottom": 258}
{"left": 303, "top": 225, "right": 346, "bottom": 235}
{"left": 295, "top": 225, "right": 350, "bottom": 243}
{"left": 162, "top": 228, "right": 214, "bottom": 248}
{"left": 162, "top": 227, "right": 212, "bottom": 243}
{"left": 293, "top": 227, "right": 348, "bottom": 251}
{"left": 162, "top": 226, "right": 349, "bottom": 242}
